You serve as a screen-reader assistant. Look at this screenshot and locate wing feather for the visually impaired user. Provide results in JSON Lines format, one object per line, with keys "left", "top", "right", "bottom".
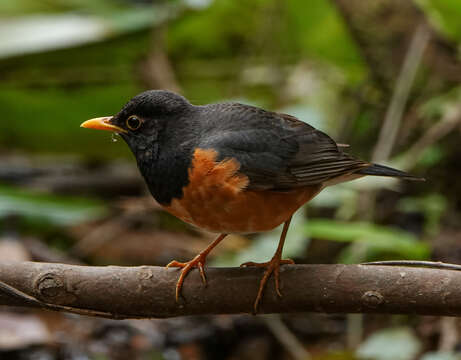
{"left": 198, "top": 105, "right": 370, "bottom": 190}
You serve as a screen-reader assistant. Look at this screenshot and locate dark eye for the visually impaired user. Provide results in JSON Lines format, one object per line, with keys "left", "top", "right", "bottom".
{"left": 126, "top": 115, "right": 142, "bottom": 131}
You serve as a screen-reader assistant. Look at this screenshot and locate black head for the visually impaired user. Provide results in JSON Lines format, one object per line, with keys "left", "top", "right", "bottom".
{"left": 112, "top": 90, "right": 193, "bottom": 156}
{"left": 81, "top": 90, "right": 198, "bottom": 204}
{"left": 114, "top": 90, "right": 192, "bottom": 125}
{"left": 82, "top": 90, "right": 195, "bottom": 162}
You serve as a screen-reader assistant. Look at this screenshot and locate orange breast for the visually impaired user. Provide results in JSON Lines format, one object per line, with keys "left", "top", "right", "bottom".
{"left": 163, "top": 148, "right": 322, "bottom": 233}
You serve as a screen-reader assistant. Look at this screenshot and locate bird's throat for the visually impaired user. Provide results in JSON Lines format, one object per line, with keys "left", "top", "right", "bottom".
{"left": 137, "top": 145, "right": 192, "bottom": 206}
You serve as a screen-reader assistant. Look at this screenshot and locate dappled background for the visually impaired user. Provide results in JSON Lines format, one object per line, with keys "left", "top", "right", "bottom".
{"left": 1, "top": 0, "right": 461, "bottom": 359}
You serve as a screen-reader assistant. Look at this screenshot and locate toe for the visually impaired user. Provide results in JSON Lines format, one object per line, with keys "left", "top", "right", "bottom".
{"left": 166, "top": 260, "right": 185, "bottom": 268}
{"left": 197, "top": 261, "right": 207, "bottom": 286}
{"left": 280, "top": 258, "right": 295, "bottom": 265}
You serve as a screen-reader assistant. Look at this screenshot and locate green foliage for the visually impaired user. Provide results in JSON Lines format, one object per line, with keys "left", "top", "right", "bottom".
{"left": 305, "top": 219, "right": 430, "bottom": 263}
{"left": 0, "top": 0, "right": 130, "bottom": 15}
{"left": 418, "top": 0, "right": 461, "bottom": 40}
{"left": 0, "top": 28, "right": 152, "bottom": 156}
{"left": 1, "top": 29, "right": 151, "bottom": 78}
{"left": 168, "top": 0, "right": 365, "bottom": 82}
{"left": 0, "top": 184, "right": 108, "bottom": 225}
{"left": 168, "top": 0, "right": 264, "bottom": 58}
{"left": 416, "top": 145, "right": 445, "bottom": 168}
{"left": 284, "top": 0, "right": 365, "bottom": 80}
{"left": 398, "top": 193, "right": 447, "bottom": 238}
{"left": 315, "top": 353, "right": 357, "bottom": 360}
{"left": 0, "top": 85, "right": 137, "bottom": 157}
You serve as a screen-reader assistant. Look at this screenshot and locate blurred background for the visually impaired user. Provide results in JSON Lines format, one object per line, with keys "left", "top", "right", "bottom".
{"left": 1, "top": 0, "right": 461, "bottom": 359}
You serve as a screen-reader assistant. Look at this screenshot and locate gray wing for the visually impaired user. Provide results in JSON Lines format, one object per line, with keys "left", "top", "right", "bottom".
{"left": 198, "top": 105, "right": 370, "bottom": 191}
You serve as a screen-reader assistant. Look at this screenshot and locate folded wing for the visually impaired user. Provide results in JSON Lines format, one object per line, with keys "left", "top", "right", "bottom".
{"left": 199, "top": 105, "right": 371, "bottom": 191}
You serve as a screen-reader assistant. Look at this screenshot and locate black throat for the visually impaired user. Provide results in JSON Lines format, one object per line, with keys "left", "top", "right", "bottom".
{"left": 140, "top": 143, "right": 194, "bottom": 205}
{"left": 133, "top": 114, "right": 199, "bottom": 206}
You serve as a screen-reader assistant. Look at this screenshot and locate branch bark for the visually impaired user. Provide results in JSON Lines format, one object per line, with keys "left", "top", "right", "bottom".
{"left": 1, "top": 262, "right": 461, "bottom": 319}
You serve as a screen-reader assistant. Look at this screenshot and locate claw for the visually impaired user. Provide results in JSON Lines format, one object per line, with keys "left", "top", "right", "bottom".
{"left": 166, "top": 234, "right": 227, "bottom": 303}
{"left": 166, "top": 253, "right": 208, "bottom": 302}
{"left": 241, "top": 258, "right": 295, "bottom": 313}
{"left": 241, "top": 259, "right": 294, "bottom": 268}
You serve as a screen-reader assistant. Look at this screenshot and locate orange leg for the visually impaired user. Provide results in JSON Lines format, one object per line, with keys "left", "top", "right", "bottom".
{"left": 241, "top": 216, "right": 294, "bottom": 313}
{"left": 166, "top": 233, "right": 227, "bottom": 302}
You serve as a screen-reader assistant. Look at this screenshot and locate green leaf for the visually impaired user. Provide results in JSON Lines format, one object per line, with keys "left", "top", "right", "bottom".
{"left": 0, "top": 185, "right": 107, "bottom": 225}
{"left": 305, "top": 219, "right": 430, "bottom": 262}
{"left": 417, "top": 0, "right": 461, "bottom": 41}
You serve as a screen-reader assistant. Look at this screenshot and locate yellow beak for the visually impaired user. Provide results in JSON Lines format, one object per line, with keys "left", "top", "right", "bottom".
{"left": 80, "top": 116, "right": 127, "bottom": 133}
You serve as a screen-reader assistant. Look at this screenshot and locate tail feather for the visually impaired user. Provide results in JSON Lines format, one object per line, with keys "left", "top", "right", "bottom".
{"left": 357, "top": 163, "right": 425, "bottom": 181}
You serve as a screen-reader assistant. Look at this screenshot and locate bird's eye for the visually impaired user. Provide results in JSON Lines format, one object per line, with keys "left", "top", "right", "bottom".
{"left": 126, "top": 115, "right": 142, "bottom": 131}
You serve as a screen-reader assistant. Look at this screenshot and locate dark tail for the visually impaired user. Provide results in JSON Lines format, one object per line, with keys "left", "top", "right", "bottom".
{"left": 357, "top": 163, "right": 425, "bottom": 181}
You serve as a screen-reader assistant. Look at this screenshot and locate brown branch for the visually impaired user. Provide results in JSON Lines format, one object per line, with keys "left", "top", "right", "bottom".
{"left": 1, "top": 262, "right": 461, "bottom": 318}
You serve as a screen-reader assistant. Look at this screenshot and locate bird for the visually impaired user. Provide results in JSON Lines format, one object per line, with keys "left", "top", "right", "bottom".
{"left": 81, "top": 90, "right": 423, "bottom": 312}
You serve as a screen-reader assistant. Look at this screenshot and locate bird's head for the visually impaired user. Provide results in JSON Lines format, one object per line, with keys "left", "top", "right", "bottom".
{"left": 80, "top": 90, "right": 194, "bottom": 162}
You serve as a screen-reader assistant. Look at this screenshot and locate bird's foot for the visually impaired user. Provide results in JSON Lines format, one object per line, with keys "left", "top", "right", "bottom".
{"left": 241, "top": 257, "right": 294, "bottom": 313}
{"left": 166, "top": 253, "right": 208, "bottom": 302}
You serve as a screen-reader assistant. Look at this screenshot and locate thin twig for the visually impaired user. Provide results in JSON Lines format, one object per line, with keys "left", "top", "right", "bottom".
{"left": 263, "top": 314, "right": 311, "bottom": 360}
{"left": 372, "top": 25, "right": 431, "bottom": 162}
{"left": 362, "top": 260, "right": 461, "bottom": 271}
{"left": 399, "top": 104, "right": 461, "bottom": 169}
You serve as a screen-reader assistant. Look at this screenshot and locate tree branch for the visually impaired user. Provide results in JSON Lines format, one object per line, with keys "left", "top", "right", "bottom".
{"left": 1, "top": 262, "right": 461, "bottom": 318}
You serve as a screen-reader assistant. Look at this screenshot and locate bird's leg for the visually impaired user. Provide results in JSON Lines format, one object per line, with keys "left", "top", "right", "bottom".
{"left": 166, "top": 233, "right": 227, "bottom": 302}
{"left": 241, "top": 216, "right": 294, "bottom": 313}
